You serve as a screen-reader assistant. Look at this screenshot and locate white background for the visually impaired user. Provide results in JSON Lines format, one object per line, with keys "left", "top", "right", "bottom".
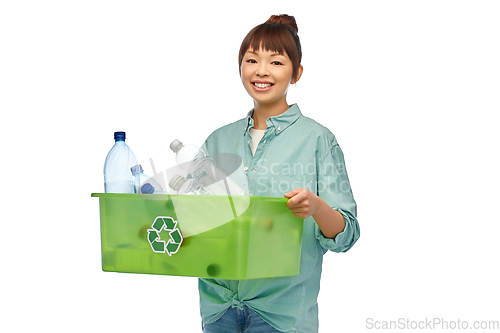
{"left": 1, "top": 1, "right": 499, "bottom": 332}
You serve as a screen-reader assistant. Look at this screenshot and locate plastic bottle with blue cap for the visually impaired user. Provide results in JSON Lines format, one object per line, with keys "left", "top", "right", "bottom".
{"left": 104, "top": 131, "right": 139, "bottom": 193}
{"left": 130, "top": 164, "right": 164, "bottom": 194}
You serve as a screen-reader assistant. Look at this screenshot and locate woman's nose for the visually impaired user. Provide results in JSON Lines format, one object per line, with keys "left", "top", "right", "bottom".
{"left": 256, "top": 63, "right": 269, "bottom": 77}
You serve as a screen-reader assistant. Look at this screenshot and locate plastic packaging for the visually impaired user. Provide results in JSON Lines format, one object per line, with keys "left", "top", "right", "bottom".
{"left": 169, "top": 174, "right": 212, "bottom": 195}
{"left": 104, "top": 131, "right": 138, "bottom": 193}
{"left": 130, "top": 164, "right": 164, "bottom": 194}
{"left": 170, "top": 139, "right": 251, "bottom": 196}
{"left": 170, "top": 139, "right": 206, "bottom": 174}
{"left": 190, "top": 157, "right": 251, "bottom": 196}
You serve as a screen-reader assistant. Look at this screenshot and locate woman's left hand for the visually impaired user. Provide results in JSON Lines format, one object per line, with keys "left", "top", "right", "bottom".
{"left": 284, "top": 188, "right": 320, "bottom": 219}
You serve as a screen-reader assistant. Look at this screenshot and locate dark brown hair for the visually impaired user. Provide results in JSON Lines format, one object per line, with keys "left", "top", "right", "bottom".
{"left": 238, "top": 14, "right": 302, "bottom": 82}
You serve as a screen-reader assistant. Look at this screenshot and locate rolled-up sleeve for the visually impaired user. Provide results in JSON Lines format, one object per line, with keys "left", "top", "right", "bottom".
{"left": 314, "top": 143, "right": 360, "bottom": 253}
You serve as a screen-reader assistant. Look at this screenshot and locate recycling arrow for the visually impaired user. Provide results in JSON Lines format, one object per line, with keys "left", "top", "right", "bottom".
{"left": 151, "top": 239, "right": 166, "bottom": 252}
{"left": 147, "top": 216, "right": 183, "bottom": 256}
{"left": 148, "top": 230, "right": 159, "bottom": 243}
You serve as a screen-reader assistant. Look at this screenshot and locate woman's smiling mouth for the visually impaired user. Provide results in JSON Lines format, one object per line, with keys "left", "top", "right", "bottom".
{"left": 252, "top": 81, "right": 274, "bottom": 91}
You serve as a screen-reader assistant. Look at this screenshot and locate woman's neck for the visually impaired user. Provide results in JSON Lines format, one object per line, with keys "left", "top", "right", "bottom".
{"left": 252, "top": 100, "right": 290, "bottom": 130}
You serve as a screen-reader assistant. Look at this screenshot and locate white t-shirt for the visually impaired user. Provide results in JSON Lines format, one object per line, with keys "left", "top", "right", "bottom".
{"left": 249, "top": 128, "right": 265, "bottom": 156}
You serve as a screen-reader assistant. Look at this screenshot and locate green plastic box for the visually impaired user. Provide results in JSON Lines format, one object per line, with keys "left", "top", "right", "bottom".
{"left": 92, "top": 193, "right": 303, "bottom": 279}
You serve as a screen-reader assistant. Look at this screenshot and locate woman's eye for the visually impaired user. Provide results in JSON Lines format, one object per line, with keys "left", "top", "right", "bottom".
{"left": 247, "top": 59, "right": 257, "bottom": 63}
{"left": 272, "top": 61, "right": 283, "bottom": 65}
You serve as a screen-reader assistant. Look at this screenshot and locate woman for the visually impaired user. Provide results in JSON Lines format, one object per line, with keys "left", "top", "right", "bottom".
{"left": 200, "top": 14, "right": 360, "bottom": 332}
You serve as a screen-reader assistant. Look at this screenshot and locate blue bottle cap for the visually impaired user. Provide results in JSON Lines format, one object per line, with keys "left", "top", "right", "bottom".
{"left": 114, "top": 131, "right": 126, "bottom": 141}
{"left": 141, "top": 183, "right": 155, "bottom": 194}
{"left": 130, "top": 164, "right": 144, "bottom": 175}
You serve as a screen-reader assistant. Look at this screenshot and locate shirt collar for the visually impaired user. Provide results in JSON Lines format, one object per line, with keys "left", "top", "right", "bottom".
{"left": 244, "top": 103, "right": 302, "bottom": 136}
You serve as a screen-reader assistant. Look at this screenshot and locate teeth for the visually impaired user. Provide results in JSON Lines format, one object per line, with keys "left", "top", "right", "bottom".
{"left": 254, "top": 82, "right": 272, "bottom": 88}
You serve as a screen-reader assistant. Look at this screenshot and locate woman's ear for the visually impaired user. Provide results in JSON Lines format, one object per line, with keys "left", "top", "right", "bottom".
{"left": 291, "top": 65, "right": 303, "bottom": 84}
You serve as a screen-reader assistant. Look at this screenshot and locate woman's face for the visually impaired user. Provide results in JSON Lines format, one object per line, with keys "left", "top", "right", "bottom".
{"left": 240, "top": 47, "right": 297, "bottom": 108}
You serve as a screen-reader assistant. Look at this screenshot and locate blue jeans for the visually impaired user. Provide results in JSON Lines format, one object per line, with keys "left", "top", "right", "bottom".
{"left": 203, "top": 306, "right": 282, "bottom": 333}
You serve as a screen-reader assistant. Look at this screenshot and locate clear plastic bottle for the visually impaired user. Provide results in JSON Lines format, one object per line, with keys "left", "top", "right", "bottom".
{"left": 130, "top": 164, "right": 164, "bottom": 194}
{"left": 169, "top": 174, "right": 212, "bottom": 195}
{"left": 104, "top": 131, "right": 138, "bottom": 193}
{"left": 189, "top": 157, "right": 252, "bottom": 196}
{"left": 170, "top": 139, "right": 251, "bottom": 196}
{"left": 170, "top": 139, "right": 206, "bottom": 173}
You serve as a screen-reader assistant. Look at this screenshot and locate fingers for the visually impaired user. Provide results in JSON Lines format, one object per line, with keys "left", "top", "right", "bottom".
{"left": 284, "top": 187, "right": 301, "bottom": 198}
{"left": 286, "top": 188, "right": 307, "bottom": 206}
{"left": 286, "top": 188, "right": 309, "bottom": 209}
{"left": 285, "top": 188, "right": 316, "bottom": 219}
{"left": 288, "top": 208, "right": 309, "bottom": 219}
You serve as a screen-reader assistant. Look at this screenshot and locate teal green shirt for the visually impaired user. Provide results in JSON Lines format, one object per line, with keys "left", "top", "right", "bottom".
{"left": 199, "top": 104, "right": 360, "bottom": 332}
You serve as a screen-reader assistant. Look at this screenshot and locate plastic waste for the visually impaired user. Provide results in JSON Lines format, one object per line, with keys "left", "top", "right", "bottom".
{"left": 104, "top": 131, "right": 138, "bottom": 193}
{"left": 169, "top": 174, "right": 212, "bottom": 195}
{"left": 170, "top": 139, "right": 206, "bottom": 174}
{"left": 130, "top": 164, "right": 164, "bottom": 194}
{"left": 170, "top": 139, "right": 251, "bottom": 196}
{"left": 190, "top": 157, "right": 251, "bottom": 196}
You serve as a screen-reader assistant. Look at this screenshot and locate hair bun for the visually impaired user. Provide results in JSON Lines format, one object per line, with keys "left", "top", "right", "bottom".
{"left": 266, "top": 14, "right": 298, "bottom": 33}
